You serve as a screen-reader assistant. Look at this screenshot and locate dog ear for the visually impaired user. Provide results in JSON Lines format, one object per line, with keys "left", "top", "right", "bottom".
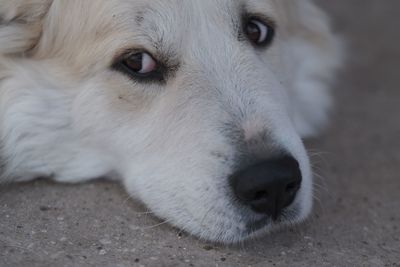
{"left": 0, "top": 0, "right": 53, "bottom": 55}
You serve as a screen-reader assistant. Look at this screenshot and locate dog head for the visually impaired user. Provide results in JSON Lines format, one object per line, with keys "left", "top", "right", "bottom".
{"left": 0, "top": 0, "right": 340, "bottom": 243}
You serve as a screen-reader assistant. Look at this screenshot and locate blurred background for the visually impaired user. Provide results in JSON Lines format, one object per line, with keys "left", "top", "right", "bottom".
{"left": 1, "top": 0, "right": 399, "bottom": 266}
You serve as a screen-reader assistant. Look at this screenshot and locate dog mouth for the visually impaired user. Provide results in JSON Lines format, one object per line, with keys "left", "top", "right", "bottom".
{"left": 242, "top": 203, "right": 302, "bottom": 236}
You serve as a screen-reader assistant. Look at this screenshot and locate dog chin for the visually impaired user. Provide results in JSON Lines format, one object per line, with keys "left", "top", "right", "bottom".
{"left": 164, "top": 199, "right": 310, "bottom": 244}
{"left": 236, "top": 207, "right": 309, "bottom": 243}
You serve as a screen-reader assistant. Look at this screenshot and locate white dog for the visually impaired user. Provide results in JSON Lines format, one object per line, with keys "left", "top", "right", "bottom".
{"left": 0, "top": 0, "right": 342, "bottom": 243}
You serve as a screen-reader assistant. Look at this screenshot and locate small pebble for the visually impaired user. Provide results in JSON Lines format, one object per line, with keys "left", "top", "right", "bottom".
{"left": 40, "top": 206, "right": 51, "bottom": 211}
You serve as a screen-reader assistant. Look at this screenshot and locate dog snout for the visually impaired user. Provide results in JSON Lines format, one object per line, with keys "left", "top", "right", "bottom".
{"left": 230, "top": 155, "right": 302, "bottom": 220}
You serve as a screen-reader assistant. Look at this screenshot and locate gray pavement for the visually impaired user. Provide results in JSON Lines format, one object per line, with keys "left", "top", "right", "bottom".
{"left": 1, "top": 1, "right": 399, "bottom": 266}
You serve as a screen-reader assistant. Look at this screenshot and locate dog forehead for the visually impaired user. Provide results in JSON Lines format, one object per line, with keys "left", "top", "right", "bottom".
{"left": 110, "top": 0, "right": 276, "bottom": 53}
{"left": 35, "top": 0, "right": 277, "bottom": 69}
{"left": 117, "top": 0, "right": 236, "bottom": 35}
{"left": 130, "top": 0, "right": 275, "bottom": 25}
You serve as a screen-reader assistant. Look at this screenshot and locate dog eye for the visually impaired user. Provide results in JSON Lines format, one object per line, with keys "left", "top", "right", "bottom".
{"left": 245, "top": 19, "right": 274, "bottom": 46}
{"left": 123, "top": 52, "right": 157, "bottom": 75}
{"left": 112, "top": 51, "right": 165, "bottom": 82}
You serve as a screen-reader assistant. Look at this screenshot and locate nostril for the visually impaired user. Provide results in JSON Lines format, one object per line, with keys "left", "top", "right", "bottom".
{"left": 285, "top": 180, "right": 301, "bottom": 193}
{"left": 254, "top": 190, "right": 268, "bottom": 201}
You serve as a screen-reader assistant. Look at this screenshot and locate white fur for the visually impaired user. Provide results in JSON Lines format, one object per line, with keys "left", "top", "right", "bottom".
{"left": 0, "top": 0, "right": 342, "bottom": 243}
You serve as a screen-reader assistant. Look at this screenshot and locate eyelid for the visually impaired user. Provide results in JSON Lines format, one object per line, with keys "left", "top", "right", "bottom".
{"left": 112, "top": 47, "right": 154, "bottom": 65}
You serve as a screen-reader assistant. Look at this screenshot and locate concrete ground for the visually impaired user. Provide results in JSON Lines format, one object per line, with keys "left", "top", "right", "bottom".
{"left": 1, "top": 1, "right": 399, "bottom": 266}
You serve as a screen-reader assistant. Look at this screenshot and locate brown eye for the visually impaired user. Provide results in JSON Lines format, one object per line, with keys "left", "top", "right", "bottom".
{"left": 245, "top": 19, "right": 274, "bottom": 46}
{"left": 112, "top": 51, "right": 165, "bottom": 82}
{"left": 123, "top": 52, "right": 157, "bottom": 74}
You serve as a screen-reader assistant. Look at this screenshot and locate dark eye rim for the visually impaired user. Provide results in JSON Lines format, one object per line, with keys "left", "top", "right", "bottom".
{"left": 244, "top": 15, "right": 276, "bottom": 48}
{"left": 111, "top": 50, "right": 166, "bottom": 83}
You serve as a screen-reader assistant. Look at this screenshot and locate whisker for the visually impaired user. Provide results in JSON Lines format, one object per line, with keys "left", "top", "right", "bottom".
{"left": 120, "top": 194, "right": 156, "bottom": 214}
{"left": 139, "top": 219, "right": 172, "bottom": 230}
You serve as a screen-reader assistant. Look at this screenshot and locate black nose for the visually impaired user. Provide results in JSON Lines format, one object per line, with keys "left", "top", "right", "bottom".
{"left": 230, "top": 156, "right": 302, "bottom": 220}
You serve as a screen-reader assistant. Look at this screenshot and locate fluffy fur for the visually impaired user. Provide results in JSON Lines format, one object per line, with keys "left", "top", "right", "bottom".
{"left": 0, "top": 0, "right": 342, "bottom": 243}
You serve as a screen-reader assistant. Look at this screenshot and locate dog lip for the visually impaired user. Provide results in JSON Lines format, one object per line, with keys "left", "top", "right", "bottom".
{"left": 244, "top": 205, "right": 301, "bottom": 234}
{"left": 245, "top": 214, "right": 282, "bottom": 232}
{"left": 245, "top": 216, "right": 271, "bottom": 233}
